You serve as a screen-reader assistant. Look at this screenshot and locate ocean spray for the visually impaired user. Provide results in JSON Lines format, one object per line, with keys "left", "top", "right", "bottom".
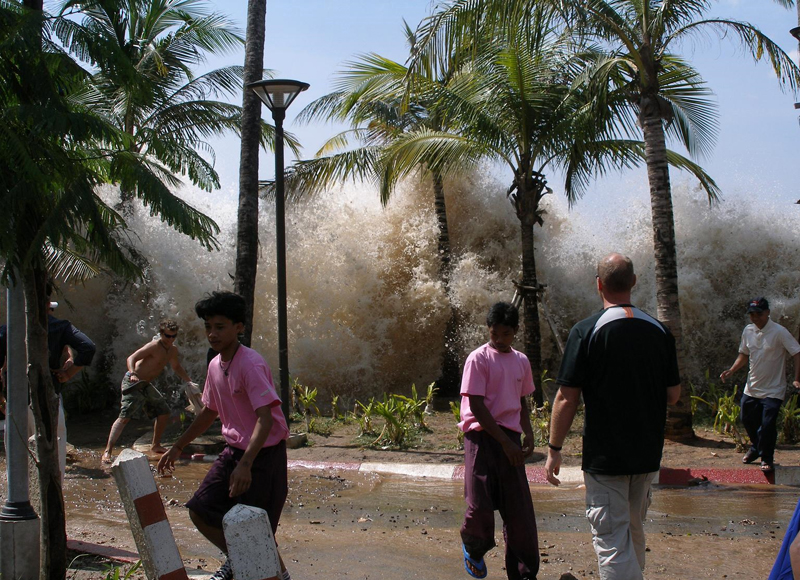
{"left": 9, "top": 170, "right": 798, "bottom": 408}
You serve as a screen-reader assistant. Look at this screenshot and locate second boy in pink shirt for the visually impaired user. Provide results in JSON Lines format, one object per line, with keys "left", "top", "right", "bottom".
{"left": 459, "top": 302, "right": 539, "bottom": 580}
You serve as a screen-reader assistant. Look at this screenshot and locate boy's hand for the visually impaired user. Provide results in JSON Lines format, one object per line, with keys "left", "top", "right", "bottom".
{"left": 157, "top": 446, "right": 180, "bottom": 475}
{"left": 229, "top": 461, "right": 252, "bottom": 497}
{"left": 521, "top": 439, "right": 534, "bottom": 459}
{"left": 502, "top": 438, "right": 524, "bottom": 467}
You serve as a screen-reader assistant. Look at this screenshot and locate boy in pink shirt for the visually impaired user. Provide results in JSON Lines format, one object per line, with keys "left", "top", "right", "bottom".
{"left": 158, "top": 292, "right": 291, "bottom": 580}
{"left": 459, "top": 302, "right": 539, "bottom": 580}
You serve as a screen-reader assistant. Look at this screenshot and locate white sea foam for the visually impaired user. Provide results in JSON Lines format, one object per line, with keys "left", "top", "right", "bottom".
{"left": 14, "top": 170, "right": 799, "bottom": 404}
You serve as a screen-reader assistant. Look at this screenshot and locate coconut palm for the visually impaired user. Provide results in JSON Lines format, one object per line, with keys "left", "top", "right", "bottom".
{"left": 235, "top": 0, "right": 267, "bottom": 347}
{"left": 54, "top": 0, "right": 277, "bottom": 214}
{"left": 1, "top": 3, "right": 226, "bottom": 576}
{"left": 406, "top": 0, "right": 723, "bottom": 407}
{"left": 542, "top": 0, "right": 800, "bottom": 438}
{"left": 289, "top": 25, "right": 470, "bottom": 395}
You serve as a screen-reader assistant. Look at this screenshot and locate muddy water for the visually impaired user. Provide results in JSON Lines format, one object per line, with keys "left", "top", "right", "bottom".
{"left": 33, "top": 447, "right": 796, "bottom": 578}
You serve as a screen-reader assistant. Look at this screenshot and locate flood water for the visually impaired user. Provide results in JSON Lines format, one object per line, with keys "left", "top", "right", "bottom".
{"left": 45, "top": 447, "right": 799, "bottom": 579}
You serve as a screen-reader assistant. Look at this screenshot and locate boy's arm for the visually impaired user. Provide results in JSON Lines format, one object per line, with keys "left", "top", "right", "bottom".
{"left": 519, "top": 396, "right": 535, "bottom": 458}
{"left": 157, "top": 406, "right": 218, "bottom": 473}
{"left": 468, "top": 395, "right": 524, "bottom": 467}
{"left": 228, "top": 405, "right": 275, "bottom": 498}
{"left": 169, "top": 348, "right": 193, "bottom": 383}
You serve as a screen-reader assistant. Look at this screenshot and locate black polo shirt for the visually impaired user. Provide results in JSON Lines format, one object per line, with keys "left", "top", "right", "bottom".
{"left": 557, "top": 305, "right": 680, "bottom": 475}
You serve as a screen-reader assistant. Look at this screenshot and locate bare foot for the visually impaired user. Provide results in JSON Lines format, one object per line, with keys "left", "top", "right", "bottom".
{"left": 151, "top": 445, "right": 168, "bottom": 454}
{"left": 101, "top": 451, "right": 113, "bottom": 464}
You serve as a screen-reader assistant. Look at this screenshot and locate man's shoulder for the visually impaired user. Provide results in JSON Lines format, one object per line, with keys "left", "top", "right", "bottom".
{"left": 568, "top": 310, "right": 606, "bottom": 335}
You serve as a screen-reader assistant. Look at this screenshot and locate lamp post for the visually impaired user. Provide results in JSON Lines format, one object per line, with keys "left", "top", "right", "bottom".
{"left": 246, "top": 79, "right": 309, "bottom": 422}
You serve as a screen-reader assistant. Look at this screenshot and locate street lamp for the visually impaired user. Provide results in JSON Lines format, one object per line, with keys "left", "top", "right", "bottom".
{"left": 247, "top": 79, "right": 309, "bottom": 422}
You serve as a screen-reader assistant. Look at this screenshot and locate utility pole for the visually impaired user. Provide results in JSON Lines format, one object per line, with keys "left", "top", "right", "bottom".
{"left": 0, "top": 281, "right": 40, "bottom": 580}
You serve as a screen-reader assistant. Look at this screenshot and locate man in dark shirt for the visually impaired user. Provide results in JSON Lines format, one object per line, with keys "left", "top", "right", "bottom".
{"left": 0, "top": 301, "right": 96, "bottom": 478}
{"left": 545, "top": 253, "right": 681, "bottom": 580}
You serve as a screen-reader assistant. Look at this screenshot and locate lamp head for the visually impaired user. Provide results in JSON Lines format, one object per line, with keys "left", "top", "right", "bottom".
{"left": 247, "top": 79, "right": 310, "bottom": 114}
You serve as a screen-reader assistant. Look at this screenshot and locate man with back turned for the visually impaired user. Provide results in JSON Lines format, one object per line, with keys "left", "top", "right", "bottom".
{"left": 545, "top": 253, "right": 681, "bottom": 580}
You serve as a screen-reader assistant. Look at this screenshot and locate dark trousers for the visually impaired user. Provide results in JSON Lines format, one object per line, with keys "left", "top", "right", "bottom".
{"left": 461, "top": 428, "right": 539, "bottom": 580}
{"left": 741, "top": 393, "right": 782, "bottom": 464}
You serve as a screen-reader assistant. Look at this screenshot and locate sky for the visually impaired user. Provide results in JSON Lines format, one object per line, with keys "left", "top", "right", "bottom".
{"left": 199, "top": 1, "right": 800, "bottom": 210}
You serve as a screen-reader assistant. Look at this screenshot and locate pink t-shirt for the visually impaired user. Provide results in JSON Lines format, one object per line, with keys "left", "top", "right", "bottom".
{"left": 202, "top": 345, "right": 289, "bottom": 450}
{"left": 459, "top": 343, "right": 535, "bottom": 433}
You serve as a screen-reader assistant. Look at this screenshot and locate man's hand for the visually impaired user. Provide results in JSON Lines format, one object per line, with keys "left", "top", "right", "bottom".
{"left": 157, "top": 446, "right": 181, "bottom": 475}
{"left": 53, "top": 359, "right": 80, "bottom": 383}
{"left": 720, "top": 369, "right": 732, "bottom": 383}
{"left": 229, "top": 461, "right": 252, "bottom": 497}
{"left": 793, "top": 380, "right": 800, "bottom": 391}
{"left": 545, "top": 449, "right": 562, "bottom": 486}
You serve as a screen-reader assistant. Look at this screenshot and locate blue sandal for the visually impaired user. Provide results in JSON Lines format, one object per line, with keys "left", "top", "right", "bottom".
{"left": 462, "top": 544, "right": 487, "bottom": 579}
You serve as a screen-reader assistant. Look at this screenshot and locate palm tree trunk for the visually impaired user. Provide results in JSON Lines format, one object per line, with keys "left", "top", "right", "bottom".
{"left": 234, "top": 0, "right": 267, "bottom": 347}
{"left": 519, "top": 216, "right": 543, "bottom": 407}
{"left": 432, "top": 173, "right": 461, "bottom": 397}
{"left": 23, "top": 264, "right": 67, "bottom": 580}
{"left": 21, "top": 3, "right": 67, "bottom": 576}
{"left": 641, "top": 108, "right": 694, "bottom": 441}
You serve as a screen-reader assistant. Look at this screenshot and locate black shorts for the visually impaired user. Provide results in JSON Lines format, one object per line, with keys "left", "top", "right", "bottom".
{"left": 186, "top": 442, "right": 288, "bottom": 533}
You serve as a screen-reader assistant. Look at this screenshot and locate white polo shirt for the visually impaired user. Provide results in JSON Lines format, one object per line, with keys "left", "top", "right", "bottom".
{"left": 740, "top": 318, "right": 800, "bottom": 400}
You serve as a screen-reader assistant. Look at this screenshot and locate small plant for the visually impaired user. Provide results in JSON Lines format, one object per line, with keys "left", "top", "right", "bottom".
{"left": 293, "top": 378, "right": 320, "bottom": 433}
{"left": 399, "top": 384, "right": 428, "bottom": 430}
{"left": 781, "top": 394, "right": 800, "bottom": 444}
{"left": 694, "top": 383, "right": 747, "bottom": 452}
{"left": 331, "top": 394, "right": 341, "bottom": 421}
{"left": 424, "top": 382, "right": 438, "bottom": 414}
{"left": 102, "top": 560, "right": 142, "bottom": 580}
{"left": 531, "top": 400, "right": 551, "bottom": 448}
{"left": 372, "top": 394, "right": 414, "bottom": 447}
{"left": 689, "top": 370, "right": 725, "bottom": 422}
{"left": 355, "top": 398, "right": 376, "bottom": 435}
{"left": 450, "top": 400, "right": 464, "bottom": 446}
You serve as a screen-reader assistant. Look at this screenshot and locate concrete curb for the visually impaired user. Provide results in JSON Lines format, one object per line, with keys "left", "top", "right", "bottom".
{"left": 287, "top": 459, "right": 800, "bottom": 486}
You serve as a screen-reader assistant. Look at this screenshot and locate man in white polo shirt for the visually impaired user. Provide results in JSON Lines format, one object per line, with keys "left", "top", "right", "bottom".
{"left": 720, "top": 297, "right": 800, "bottom": 473}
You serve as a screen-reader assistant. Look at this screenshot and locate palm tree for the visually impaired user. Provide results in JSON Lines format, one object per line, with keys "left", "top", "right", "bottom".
{"left": 235, "top": 0, "right": 267, "bottom": 347}
{"left": 54, "top": 0, "right": 249, "bottom": 215}
{"left": 406, "top": 0, "right": 722, "bottom": 407}
{"left": 553, "top": 0, "right": 800, "bottom": 438}
{"left": 1, "top": 3, "right": 223, "bottom": 576}
{"left": 289, "top": 26, "right": 469, "bottom": 396}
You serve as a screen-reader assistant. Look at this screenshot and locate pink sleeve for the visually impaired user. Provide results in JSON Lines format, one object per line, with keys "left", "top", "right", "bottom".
{"left": 521, "top": 355, "right": 535, "bottom": 397}
{"left": 201, "top": 372, "right": 217, "bottom": 411}
{"left": 242, "top": 364, "right": 281, "bottom": 410}
{"left": 460, "top": 352, "right": 487, "bottom": 397}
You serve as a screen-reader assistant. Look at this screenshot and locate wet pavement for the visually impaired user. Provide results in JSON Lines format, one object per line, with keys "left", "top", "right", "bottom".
{"left": 50, "top": 448, "right": 800, "bottom": 579}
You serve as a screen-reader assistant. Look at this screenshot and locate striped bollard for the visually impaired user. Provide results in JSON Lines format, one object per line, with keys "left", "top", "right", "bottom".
{"left": 111, "top": 449, "right": 188, "bottom": 580}
{"left": 223, "top": 504, "right": 280, "bottom": 580}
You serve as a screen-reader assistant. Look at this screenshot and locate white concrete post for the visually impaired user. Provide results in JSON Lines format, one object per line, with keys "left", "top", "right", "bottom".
{"left": 0, "top": 281, "right": 40, "bottom": 580}
{"left": 222, "top": 504, "right": 280, "bottom": 580}
{"left": 111, "top": 449, "right": 188, "bottom": 580}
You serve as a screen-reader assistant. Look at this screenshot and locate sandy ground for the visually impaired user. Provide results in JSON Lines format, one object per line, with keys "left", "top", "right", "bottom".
{"left": 3, "top": 406, "right": 800, "bottom": 579}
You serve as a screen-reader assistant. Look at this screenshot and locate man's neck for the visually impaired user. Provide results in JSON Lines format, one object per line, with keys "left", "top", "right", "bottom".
{"left": 602, "top": 294, "right": 633, "bottom": 309}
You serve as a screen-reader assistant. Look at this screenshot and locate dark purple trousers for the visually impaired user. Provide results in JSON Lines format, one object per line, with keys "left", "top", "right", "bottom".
{"left": 461, "top": 428, "right": 540, "bottom": 580}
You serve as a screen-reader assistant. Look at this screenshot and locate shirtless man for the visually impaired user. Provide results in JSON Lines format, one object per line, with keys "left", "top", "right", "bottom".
{"left": 102, "top": 320, "right": 196, "bottom": 463}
